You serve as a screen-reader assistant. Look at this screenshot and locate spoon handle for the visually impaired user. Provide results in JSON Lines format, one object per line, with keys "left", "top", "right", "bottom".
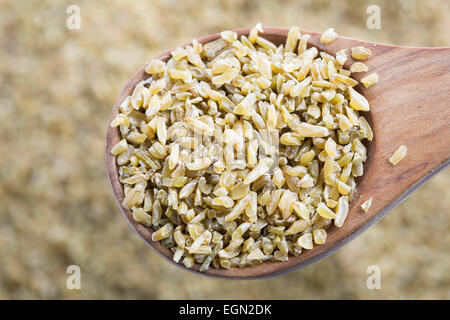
{"left": 353, "top": 46, "right": 450, "bottom": 218}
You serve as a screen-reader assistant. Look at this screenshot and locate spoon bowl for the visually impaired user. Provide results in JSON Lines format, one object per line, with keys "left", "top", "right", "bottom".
{"left": 106, "top": 27, "right": 450, "bottom": 278}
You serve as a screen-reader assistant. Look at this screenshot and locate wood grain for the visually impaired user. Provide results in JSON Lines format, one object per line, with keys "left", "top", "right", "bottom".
{"left": 106, "top": 27, "right": 450, "bottom": 279}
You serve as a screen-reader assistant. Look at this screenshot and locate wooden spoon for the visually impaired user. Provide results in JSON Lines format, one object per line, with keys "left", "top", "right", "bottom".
{"left": 106, "top": 27, "right": 450, "bottom": 279}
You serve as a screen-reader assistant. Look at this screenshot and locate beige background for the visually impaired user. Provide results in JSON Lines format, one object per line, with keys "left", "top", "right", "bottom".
{"left": 0, "top": 0, "right": 448, "bottom": 299}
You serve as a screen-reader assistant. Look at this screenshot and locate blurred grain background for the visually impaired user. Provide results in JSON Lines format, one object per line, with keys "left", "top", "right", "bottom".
{"left": 0, "top": 0, "right": 448, "bottom": 299}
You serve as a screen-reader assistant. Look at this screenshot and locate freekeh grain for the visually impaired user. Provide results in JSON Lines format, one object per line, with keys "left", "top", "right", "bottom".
{"left": 389, "top": 145, "right": 408, "bottom": 165}
{"left": 111, "top": 24, "right": 375, "bottom": 271}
